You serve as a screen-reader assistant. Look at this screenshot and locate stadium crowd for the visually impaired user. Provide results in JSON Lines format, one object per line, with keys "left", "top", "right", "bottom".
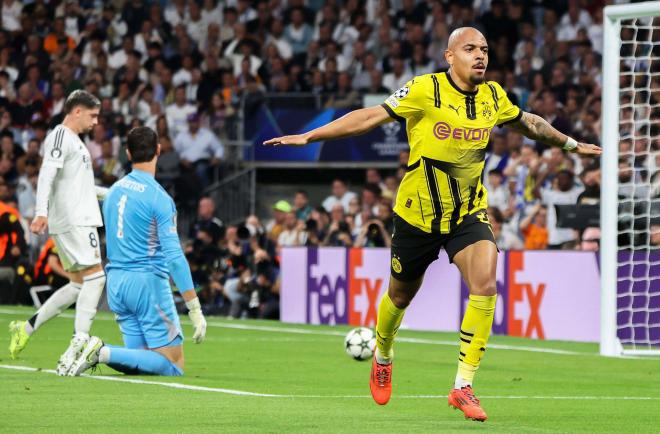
{"left": 0, "top": 0, "right": 658, "bottom": 317}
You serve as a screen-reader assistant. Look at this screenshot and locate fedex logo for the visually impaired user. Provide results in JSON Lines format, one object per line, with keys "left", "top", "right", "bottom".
{"left": 307, "top": 248, "right": 348, "bottom": 325}
{"left": 348, "top": 249, "right": 387, "bottom": 327}
{"left": 433, "top": 122, "right": 490, "bottom": 141}
{"left": 507, "top": 252, "right": 545, "bottom": 339}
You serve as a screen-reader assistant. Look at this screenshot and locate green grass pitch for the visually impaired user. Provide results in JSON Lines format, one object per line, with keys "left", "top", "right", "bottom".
{"left": 0, "top": 306, "right": 658, "bottom": 433}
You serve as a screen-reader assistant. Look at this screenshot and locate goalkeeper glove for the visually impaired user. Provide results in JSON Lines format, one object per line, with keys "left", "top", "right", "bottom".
{"left": 185, "top": 297, "right": 207, "bottom": 344}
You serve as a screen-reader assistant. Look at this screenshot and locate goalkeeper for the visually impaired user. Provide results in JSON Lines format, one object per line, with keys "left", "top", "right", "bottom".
{"left": 68, "top": 126, "right": 207, "bottom": 376}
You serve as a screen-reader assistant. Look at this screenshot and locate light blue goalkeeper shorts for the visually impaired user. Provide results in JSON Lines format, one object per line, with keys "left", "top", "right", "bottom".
{"left": 106, "top": 269, "right": 183, "bottom": 349}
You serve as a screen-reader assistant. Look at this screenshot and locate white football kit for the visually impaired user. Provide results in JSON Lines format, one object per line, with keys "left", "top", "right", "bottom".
{"left": 36, "top": 125, "right": 103, "bottom": 271}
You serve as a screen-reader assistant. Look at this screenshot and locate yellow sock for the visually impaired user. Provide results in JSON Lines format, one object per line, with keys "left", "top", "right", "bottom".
{"left": 455, "top": 294, "right": 497, "bottom": 388}
{"left": 375, "top": 293, "right": 405, "bottom": 362}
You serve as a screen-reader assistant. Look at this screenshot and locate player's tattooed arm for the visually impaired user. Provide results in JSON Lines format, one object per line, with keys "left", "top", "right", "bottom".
{"left": 508, "top": 112, "right": 567, "bottom": 147}
{"left": 507, "top": 112, "right": 602, "bottom": 156}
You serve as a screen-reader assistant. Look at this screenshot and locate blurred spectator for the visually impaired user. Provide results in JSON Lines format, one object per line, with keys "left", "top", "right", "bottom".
{"left": 355, "top": 218, "right": 391, "bottom": 248}
{"left": 383, "top": 57, "right": 411, "bottom": 92}
{"left": 293, "top": 190, "right": 313, "bottom": 221}
{"left": 520, "top": 203, "right": 549, "bottom": 250}
{"left": 155, "top": 135, "right": 180, "bottom": 196}
{"left": 536, "top": 169, "right": 584, "bottom": 249}
{"left": 94, "top": 140, "right": 125, "bottom": 187}
{"left": 324, "top": 203, "right": 353, "bottom": 247}
{"left": 484, "top": 133, "right": 510, "bottom": 190}
{"left": 189, "top": 197, "right": 224, "bottom": 244}
{"left": 86, "top": 124, "right": 120, "bottom": 161}
{"left": 32, "top": 238, "right": 68, "bottom": 291}
{"left": 580, "top": 227, "right": 601, "bottom": 251}
{"left": 487, "top": 169, "right": 509, "bottom": 212}
{"left": 277, "top": 212, "right": 306, "bottom": 248}
{"left": 505, "top": 143, "right": 539, "bottom": 212}
{"left": 488, "top": 206, "right": 523, "bottom": 250}
{"left": 43, "top": 17, "right": 76, "bottom": 55}
{"left": 267, "top": 200, "right": 291, "bottom": 243}
{"left": 651, "top": 222, "right": 660, "bottom": 249}
{"left": 285, "top": 7, "right": 313, "bottom": 57}
{"left": 322, "top": 179, "right": 357, "bottom": 213}
{"left": 166, "top": 85, "right": 197, "bottom": 138}
{"left": 8, "top": 84, "right": 43, "bottom": 128}
{"left": 16, "top": 158, "right": 38, "bottom": 220}
{"left": 174, "top": 112, "right": 224, "bottom": 188}
{"left": 0, "top": 200, "right": 27, "bottom": 304}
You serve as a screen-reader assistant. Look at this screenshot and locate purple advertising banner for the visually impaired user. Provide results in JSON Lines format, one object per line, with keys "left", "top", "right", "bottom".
{"left": 306, "top": 247, "right": 349, "bottom": 325}
{"left": 281, "top": 248, "right": 649, "bottom": 344}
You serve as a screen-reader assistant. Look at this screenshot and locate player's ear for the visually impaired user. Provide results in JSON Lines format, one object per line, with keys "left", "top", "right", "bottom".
{"left": 445, "top": 49, "right": 453, "bottom": 66}
{"left": 156, "top": 143, "right": 161, "bottom": 157}
{"left": 126, "top": 148, "right": 132, "bottom": 162}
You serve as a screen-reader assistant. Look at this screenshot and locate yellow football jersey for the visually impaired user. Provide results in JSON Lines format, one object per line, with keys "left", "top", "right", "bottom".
{"left": 382, "top": 71, "right": 521, "bottom": 234}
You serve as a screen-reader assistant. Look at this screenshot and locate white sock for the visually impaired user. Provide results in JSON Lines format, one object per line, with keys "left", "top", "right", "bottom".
{"left": 27, "top": 282, "right": 82, "bottom": 334}
{"left": 98, "top": 346, "right": 110, "bottom": 364}
{"left": 454, "top": 373, "right": 471, "bottom": 390}
{"left": 74, "top": 271, "right": 106, "bottom": 337}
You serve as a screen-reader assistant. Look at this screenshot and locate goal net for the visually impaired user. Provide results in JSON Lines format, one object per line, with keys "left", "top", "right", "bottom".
{"left": 601, "top": 2, "right": 660, "bottom": 356}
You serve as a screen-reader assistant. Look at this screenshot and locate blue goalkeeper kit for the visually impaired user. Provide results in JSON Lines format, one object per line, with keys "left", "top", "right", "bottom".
{"left": 102, "top": 169, "right": 194, "bottom": 375}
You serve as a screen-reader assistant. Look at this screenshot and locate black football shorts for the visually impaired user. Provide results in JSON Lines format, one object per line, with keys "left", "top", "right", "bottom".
{"left": 390, "top": 210, "right": 497, "bottom": 282}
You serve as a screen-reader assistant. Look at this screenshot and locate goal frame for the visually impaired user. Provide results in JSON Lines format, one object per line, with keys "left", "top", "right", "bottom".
{"left": 601, "top": 1, "right": 660, "bottom": 356}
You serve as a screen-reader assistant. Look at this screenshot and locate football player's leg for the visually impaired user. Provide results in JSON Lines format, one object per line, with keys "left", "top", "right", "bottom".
{"left": 378, "top": 215, "right": 440, "bottom": 363}
{"left": 10, "top": 282, "right": 81, "bottom": 359}
{"left": 99, "top": 273, "right": 183, "bottom": 376}
{"left": 451, "top": 239, "right": 498, "bottom": 390}
{"left": 375, "top": 276, "right": 422, "bottom": 363}
{"left": 74, "top": 229, "right": 106, "bottom": 338}
{"left": 98, "top": 337, "right": 183, "bottom": 376}
{"left": 371, "top": 215, "right": 440, "bottom": 405}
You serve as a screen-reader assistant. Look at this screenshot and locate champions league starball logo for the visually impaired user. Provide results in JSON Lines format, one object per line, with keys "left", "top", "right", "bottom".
{"left": 380, "top": 121, "right": 401, "bottom": 138}
{"left": 393, "top": 86, "right": 410, "bottom": 99}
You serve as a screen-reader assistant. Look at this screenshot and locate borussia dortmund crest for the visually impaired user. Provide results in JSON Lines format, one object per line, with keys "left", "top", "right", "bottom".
{"left": 481, "top": 101, "right": 493, "bottom": 120}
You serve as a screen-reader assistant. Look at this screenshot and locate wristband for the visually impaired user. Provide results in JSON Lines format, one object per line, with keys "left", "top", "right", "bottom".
{"left": 563, "top": 137, "right": 578, "bottom": 151}
{"left": 185, "top": 297, "right": 201, "bottom": 312}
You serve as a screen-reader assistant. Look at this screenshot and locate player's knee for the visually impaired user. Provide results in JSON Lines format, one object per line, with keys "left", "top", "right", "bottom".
{"left": 388, "top": 275, "right": 422, "bottom": 309}
{"left": 469, "top": 279, "right": 497, "bottom": 297}
{"left": 388, "top": 290, "right": 413, "bottom": 309}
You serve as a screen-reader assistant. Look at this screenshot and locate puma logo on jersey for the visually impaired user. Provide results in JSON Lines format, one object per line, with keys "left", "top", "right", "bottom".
{"left": 448, "top": 104, "right": 461, "bottom": 115}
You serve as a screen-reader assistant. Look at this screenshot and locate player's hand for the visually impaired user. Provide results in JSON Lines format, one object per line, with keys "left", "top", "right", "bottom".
{"left": 574, "top": 142, "right": 602, "bottom": 156}
{"left": 185, "top": 297, "right": 207, "bottom": 344}
{"left": 30, "top": 216, "right": 48, "bottom": 235}
{"left": 262, "top": 134, "right": 309, "bottom": 146}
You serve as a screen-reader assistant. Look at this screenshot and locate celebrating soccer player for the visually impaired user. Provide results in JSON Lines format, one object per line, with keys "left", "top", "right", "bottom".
{"left": 264, "top": 27, "right": 601, "bottom": 421}
{"left": 67, "top": 126, "right": 206, "bottom": 377}
{"left": 9, "top": 90, "right": 109, "bottom": 375}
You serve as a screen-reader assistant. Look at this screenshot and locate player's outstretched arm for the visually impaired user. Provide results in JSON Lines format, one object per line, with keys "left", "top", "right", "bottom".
{"left": 263, "top": 105, "right": 393, "bottom": 146}
{"left": 156, "top": 199, "right": 207, "bottom": 343}
{"left": 507, "top": 111, "right": 602, "bottom": 156}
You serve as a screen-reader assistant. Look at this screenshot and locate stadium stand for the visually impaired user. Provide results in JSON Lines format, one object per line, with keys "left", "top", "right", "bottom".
{"left": 1, "top": 0, "right": 655, "bottom": 319}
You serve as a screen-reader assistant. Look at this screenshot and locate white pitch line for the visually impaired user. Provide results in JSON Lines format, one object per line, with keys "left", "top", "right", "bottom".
{"left": 2, "top": 364, "right": 660, "bottom": 401}
{"left": 0, "top": 308, "right": 632, "bottom": 357}
{"left": 0, "top": 364, "right": 279, "bottom": 397}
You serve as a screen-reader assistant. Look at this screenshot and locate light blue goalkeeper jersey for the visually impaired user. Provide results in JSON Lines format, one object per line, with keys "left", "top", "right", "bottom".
{"left": 103, "top": 169, "right": 193, "bottom": 291}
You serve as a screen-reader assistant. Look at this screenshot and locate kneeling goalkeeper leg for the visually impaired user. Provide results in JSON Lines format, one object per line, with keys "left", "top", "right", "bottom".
{"left": 100, "top": 345, "right": 183, "bottom": 376}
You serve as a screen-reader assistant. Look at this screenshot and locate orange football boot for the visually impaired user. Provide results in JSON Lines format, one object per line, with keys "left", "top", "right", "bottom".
{"left": 369, "top": 356, "right": 393, "bottom": 405}
{"left": 448, "top": 386, "right": 488, "bottom": 422}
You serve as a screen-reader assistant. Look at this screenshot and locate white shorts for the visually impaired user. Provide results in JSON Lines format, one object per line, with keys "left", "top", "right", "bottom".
{"left": 52, "top": 226, "right": 102, "bottom": 272}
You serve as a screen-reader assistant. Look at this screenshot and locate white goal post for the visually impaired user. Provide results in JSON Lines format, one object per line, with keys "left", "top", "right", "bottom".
{"left": 601, "top": 1, "right": 660, "bottom": 356}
